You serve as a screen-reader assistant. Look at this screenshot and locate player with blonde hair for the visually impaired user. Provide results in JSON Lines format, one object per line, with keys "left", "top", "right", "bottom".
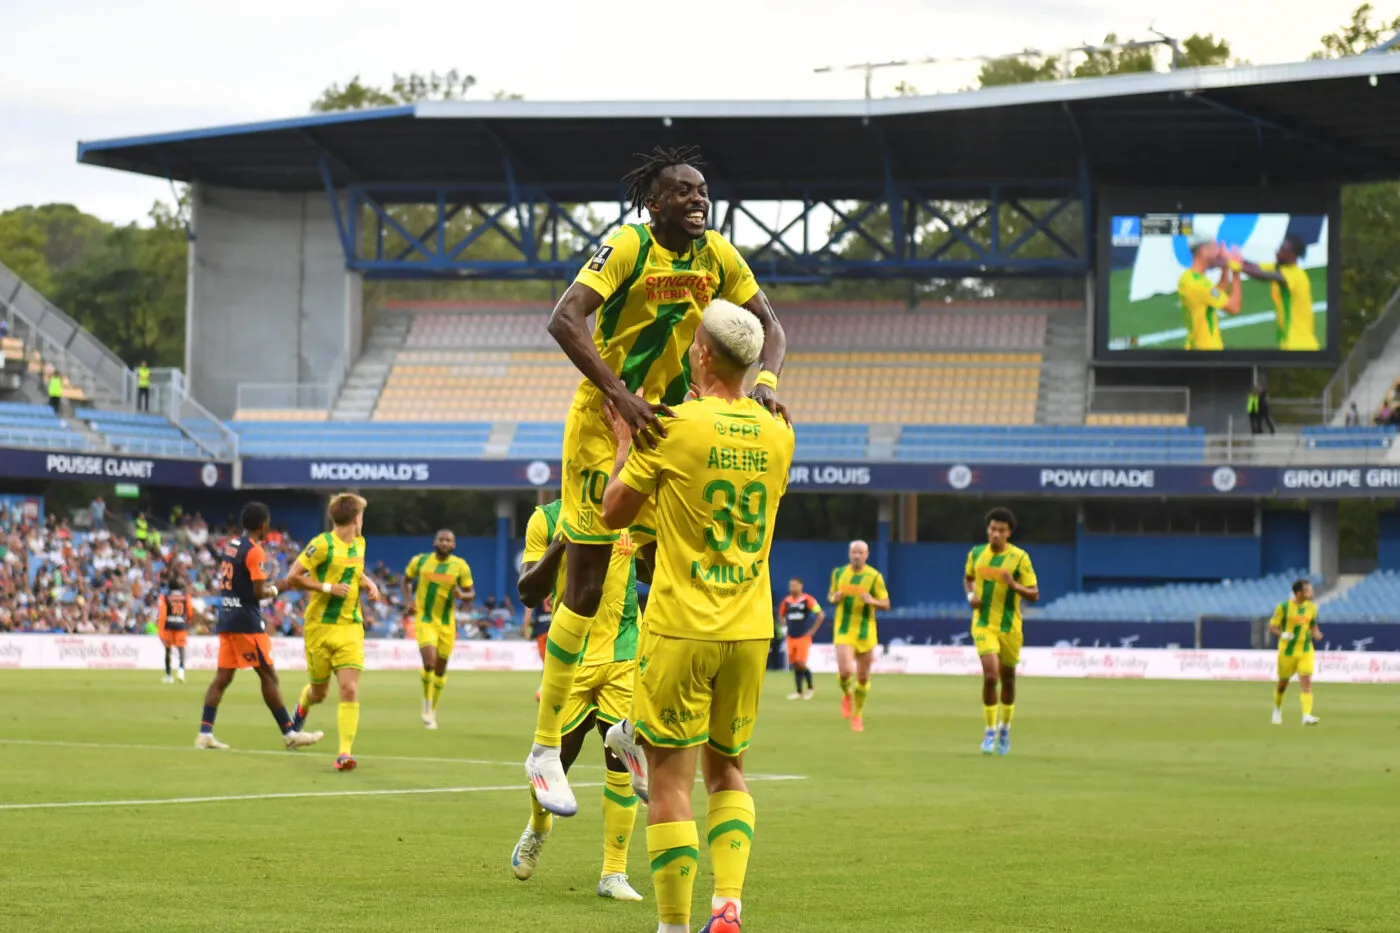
{"left": 283, "top": 493, "right": 380, "bottom": 771}
{"left": 602, "top": 298, "right": 795, "bottom": 933}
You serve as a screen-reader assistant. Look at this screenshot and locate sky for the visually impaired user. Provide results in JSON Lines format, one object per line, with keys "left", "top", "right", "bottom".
{"left": 0, "top": 0, "right": 1367, "bottom": 225}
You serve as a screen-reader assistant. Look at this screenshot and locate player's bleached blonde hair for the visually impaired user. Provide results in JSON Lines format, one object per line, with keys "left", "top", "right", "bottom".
{"left": 701, "top": 299, "right": 764, "bottom": 368}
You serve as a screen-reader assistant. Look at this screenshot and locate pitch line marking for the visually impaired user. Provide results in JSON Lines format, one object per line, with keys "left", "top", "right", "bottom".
{"left": 0, "top": 776, "right": 807, "bottom": 812}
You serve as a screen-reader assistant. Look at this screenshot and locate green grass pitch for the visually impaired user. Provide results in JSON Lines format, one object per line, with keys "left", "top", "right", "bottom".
{"left": 2, "top": 671, "right": 1396, "bottom": 932}
{"left": 1107, "top": 265, "right": 1328, "bottom": 351}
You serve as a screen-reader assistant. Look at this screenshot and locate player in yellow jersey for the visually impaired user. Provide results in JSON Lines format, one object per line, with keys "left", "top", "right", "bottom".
{"left": 600, "top": 299, "right": 794, "bottom": 933}
{"left": 528, "top": 144, "right": 788, "bottom": 816}
{"left": 1270, "top": 578, "right": 1322, "bottom": 725}
{"left": 828, "top": 541, "right": 890, "bottom": 733}
{"left": 403, "top": 530, "right": 474, "bottom": 730}
{"left": 1236, "top": 235, "right": 1320, "bottom": 351}
{"left": 282, "top": 493, "right": 380, "bottom": 772}
{"left": 1177, "top": 238, "right": 1242, "bottom": 350}
{"left": 508, "top": 498, "right": 647, "bottom": 903}
{"left": 964, "top": 507, "right": 1038, "bottom": 757}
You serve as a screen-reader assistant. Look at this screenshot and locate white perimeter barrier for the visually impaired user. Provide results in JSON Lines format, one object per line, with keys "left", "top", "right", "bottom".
{"left": 2, "top": 636, "right": 1400, "bottom": 683}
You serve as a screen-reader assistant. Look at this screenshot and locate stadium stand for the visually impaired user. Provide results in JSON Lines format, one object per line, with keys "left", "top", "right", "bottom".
{"left": 1301, "top": 425, "right": 1397, "bottom": 449}
{"left": 232, "top": 420, "right": 491, "bottom": 458}
{"left": 371, "top": 302, "right": 1057, "bottom": 426}
{"left": 1036, "top": 571, "right": 1318, "bottom": 622}
{"left": 1085, "top": 413, "right": 1190, "bottom": 427}
{"left": 0, "top": 401, "right": 89, "bottom": 451}
{"left": 1320, "top": 570, "right": 1400, "bottom": 622}
{"left": 76, "top": 409, "right": 204, "bottom": 458}
{"left": 896, "top": 425, "right": 1206, "bottom": 464}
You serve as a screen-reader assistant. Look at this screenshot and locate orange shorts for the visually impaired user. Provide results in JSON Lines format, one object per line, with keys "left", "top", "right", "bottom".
{"left": 159, "top": 628, "right": 188, "bottom": 649}
{"left": 536, "top": 633, "right": 547, "bottom": 661}
{"left": 218, "top": 632, "right": 274, "bottom": 670}
{"left": 786, "top": 635, "right": 813, "bottom": 666}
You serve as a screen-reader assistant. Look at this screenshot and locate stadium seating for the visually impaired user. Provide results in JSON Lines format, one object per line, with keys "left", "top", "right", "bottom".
{"left": 1320, "top": 570, "right": 1400, "bottom": 622}
{"left": 895, "top": 425, "right": 1206, "bottom": 464}
{"left": 377, "top": 304, "right": 1058, "bottom": 425}
{"left": 232, "top": 408, "right": 329, "bottom": 422}
{"left": 0, "top": 401, "right": 88, "bottom": 451}
{"left": 232, "top": 421, "right": 491, "bottom": 458}
{"left": 1085, "top": 413, "right": 1189, "bottom": 427}
{"left": 1037, "top": 571, "right": 1316, "bottom": 622}
{"left": 76, "top": 408, "right": 203, "bottom": 459}
{"left": 1299, "top": 425, "right": 1397, "bottom": 450}
{"left": 506, "top": 422, "right": 870, "bottom": 460}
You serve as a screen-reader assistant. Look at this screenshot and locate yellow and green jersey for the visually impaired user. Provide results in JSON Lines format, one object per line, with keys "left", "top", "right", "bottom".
{"left": 830, "top": 564, "right": 888, "bottom": 644}
{"left": 616, "top": 395, "right": 794, "bottom": 642}
{"left": 1177, "top": 270, "right": 1228, "bottom": 351}
{"left": 572, "top": 223, "right": 759, "bottom": 406}
{"left": 404, "top": 552, "right": 472, "bottom": 626}
{"left": 296, "top": 532, "right": 367, "bottom": 626}
{"left": 965, "top": 543, "right": 1037, "bottom": 634}
{"left": 1272, "top": 599, "right": 1318, "bottom": 656}
{"left": 523, "top": 500, "right": 638, "bottom": 665}
{"left": 1258, "top": 262, "right": 1318, "bottom": 351}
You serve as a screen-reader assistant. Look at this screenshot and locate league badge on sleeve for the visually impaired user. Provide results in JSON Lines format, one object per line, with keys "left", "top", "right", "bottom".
{"left": 587, "top": 245, "right": 614, "bottom": 272}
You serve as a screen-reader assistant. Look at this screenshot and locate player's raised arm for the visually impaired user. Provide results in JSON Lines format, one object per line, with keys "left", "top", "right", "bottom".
{"left": 600, "top": 399, "right": 657, "bottom": 530}
{"left": 741, "top": 290, "right": 789, "bottom": 423}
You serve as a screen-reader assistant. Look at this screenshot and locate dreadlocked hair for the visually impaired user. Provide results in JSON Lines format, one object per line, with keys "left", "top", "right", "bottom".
{"left": 622, "top": 145, "right": 705, "bottom": 216}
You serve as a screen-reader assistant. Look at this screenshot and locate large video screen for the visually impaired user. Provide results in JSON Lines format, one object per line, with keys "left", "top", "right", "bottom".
{"left": 1102, "top": 210, "right": 1332, "bottom": 361}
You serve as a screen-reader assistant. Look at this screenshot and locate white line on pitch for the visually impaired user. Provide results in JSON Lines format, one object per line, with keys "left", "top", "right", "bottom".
{"left": 0, "top": 738, "right": 808, "bottom": 785}
{"left": 0, "top": 775, "right": 807, "bottom": 813}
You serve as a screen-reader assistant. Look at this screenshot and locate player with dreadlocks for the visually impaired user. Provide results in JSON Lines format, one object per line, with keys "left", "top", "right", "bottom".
{"left": 524, "top": 145, "right": 788, "bottom": 817}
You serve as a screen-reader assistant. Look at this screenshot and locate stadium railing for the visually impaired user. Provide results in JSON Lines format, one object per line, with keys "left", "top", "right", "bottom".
{"left": 1322, "top": 283, "right": 1400, "bottom": 423}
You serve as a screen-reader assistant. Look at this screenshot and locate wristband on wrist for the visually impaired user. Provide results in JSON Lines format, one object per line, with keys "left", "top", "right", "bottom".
{"left": 1228, "top": 259, "right": 1242, "bottom": 273}
{"left": 755, "top": 370, "right": 779, "bottom": 391}
{"left": 321, "top": 582, "right": 331, "bottom": 594}
{"left": 966, "top": 591, "right": 976, "bottom": 603}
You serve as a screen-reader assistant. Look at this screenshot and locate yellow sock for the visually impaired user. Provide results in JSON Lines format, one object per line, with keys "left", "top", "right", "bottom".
{"left": 601, "top": 769, "right": 639, "bottom": 877}
{"left": 839, "top": 675, "right": 852, "bottom": 698}
{"left": 533, "top": 603, "right": 591, "bottom": 746}
{"left": 337, "top": 701, "right": 359, "bottom": 756}
{"left": 1274, "top": 687, "right": 1286, "bottom": 710}
{"left": 1301, "top": 692, "right": 1314, "bottom": 716}
{"left": 528, "top": 788, "right": 554, "bottom": 834}
{"left": 420, "top": 669, "right": 432, "bottom": 702}
{"left": 852, "top": 680, "right": 870, "bottom": 717}
{"left": 999, "top": 703, "right": 1015, "bottom": 728}
{"left": 648, "top": 821, "right": 699, "bottom": 928}
{"left": 706, "top": 790, "right": 755, "bottom": 901}
{"left": 431, "top": 674, "right": 446, "bottom": 711}
{"left": 983, "top": 705, "right": 998, "bottom": 729}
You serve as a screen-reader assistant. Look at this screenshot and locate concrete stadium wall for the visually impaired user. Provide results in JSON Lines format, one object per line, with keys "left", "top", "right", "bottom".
{"left": 187, "top": 184, "right": 362, "bottom": 418}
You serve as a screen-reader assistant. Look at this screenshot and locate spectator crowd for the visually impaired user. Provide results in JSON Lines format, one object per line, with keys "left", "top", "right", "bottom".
{"left": 0, "top": 498, "right": 521, "bottom": 639}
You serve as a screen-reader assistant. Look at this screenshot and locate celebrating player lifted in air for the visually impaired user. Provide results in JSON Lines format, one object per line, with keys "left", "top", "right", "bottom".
{"left": 601, "top": 300, "right": 795, "bottom": 933}
{"left": 1270, "top": 578, "right": 1322, "bottom": 725}
{"left": 527, "top": 144, "right": 788, "bottom": 816}
{"left": 283, "top": 494, "right": 380, "bottom": 772}
{"left": 829, "top": 541, "right": 889, "bottom": 731}
{"left": 195, "top": 502, "right": 322, "bottom": 752}
{"left": 509, "top": 497, "right": 647, "bottom": 903}
{"left": 965, "top": 508, "right": 1038, "bottom": 756}
{"left": 402, "top": 530, "right": 474, "bottom": 730}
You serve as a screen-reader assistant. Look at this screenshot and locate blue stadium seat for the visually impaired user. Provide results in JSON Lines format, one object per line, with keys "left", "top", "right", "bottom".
{"left": 894, "top": 425, "right": 1205, "bottom": 464}
{"left": 1299, "top": 425, "right": 1397, "bottom": 450}
{"left": 1321, "top": 570, "right": 1400, "bottom": 622}
{"left": 231, "top": 421, "right": 493, "bottom": 458}
{"left": 1037, "top": 570, "right": 1317, "bottom": 622}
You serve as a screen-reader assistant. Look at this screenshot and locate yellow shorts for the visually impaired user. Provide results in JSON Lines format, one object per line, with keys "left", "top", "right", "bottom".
{"left": 415, "top": 620, "right": 455, "bottom": 658}
{"left": 560, "top": 659, "right": 635, "bottom": 735}
{"left": 631, "top": 629, "right": 767, "bottom": 756}
{"left": 559, "top": 391, "right": 656, "bottom": 545}
{"left": 304, "top": 623, "right": 365, "bottom": 684}
{"left": 1278, "top": 652, "right": 1315, "bottom": 679}
{"left": 972, "top": 625, "right": 1023, "bottom": 668}
{"left": 834, "top": 618, "right": 878, "bottom": 655}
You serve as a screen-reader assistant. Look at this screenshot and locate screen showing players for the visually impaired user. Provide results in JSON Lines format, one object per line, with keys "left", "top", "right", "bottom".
{"left": 1105, "top": 212, "right": 1328, "bottom": 355}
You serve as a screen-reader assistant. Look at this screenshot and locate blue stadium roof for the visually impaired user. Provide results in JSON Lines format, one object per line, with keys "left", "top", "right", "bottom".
{"left": 77, "top": 56, "right": 1400, "bottom": 197}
